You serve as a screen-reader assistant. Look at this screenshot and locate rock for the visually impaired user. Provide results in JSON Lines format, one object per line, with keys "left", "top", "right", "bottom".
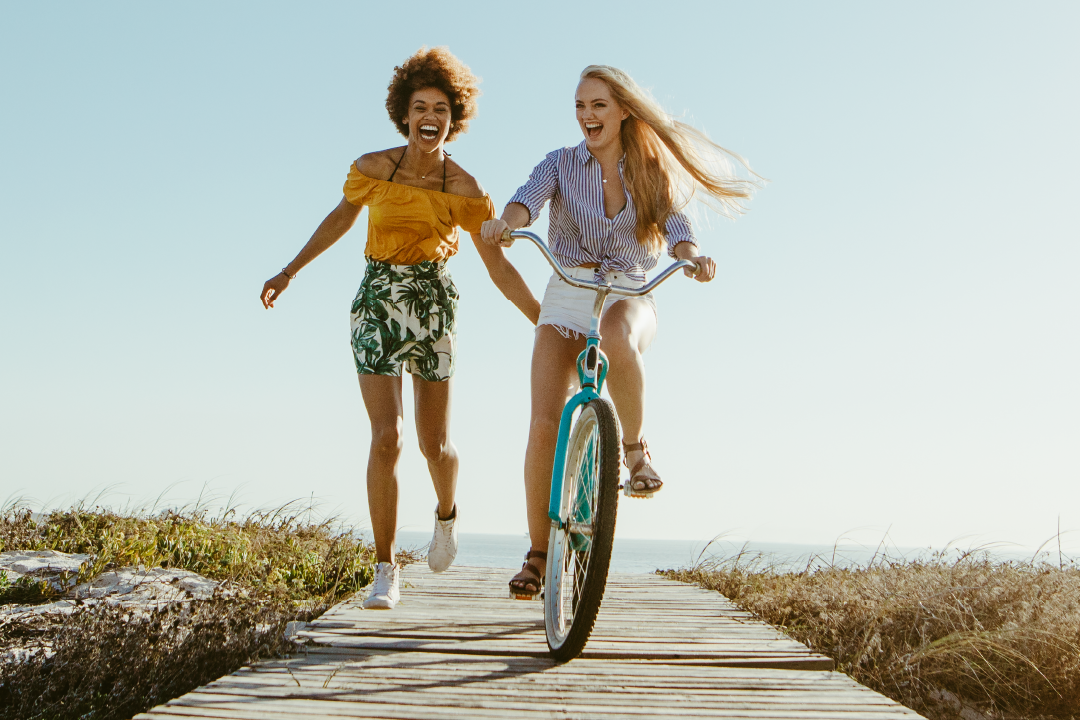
{"left": 2, "top": 559, "right": 225, "bottom": 667}
{"left": 0, "top": 550, "right": 91, "bottom": 590}
{"left": 1, "top": 562, "right": 222, "bottom": 620}
{"left": 71, "top": 567, "right": 220, "bottom": 605}
{"left": 0, "top": 599, "right": 78, "bottom": 618}
{"left": 0, "top": 550, "right": 91, "bottom": 576}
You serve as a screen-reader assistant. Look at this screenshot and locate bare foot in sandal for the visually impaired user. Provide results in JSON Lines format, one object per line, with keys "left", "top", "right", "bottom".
{"left": 624, "top": 439, "right": 662, "bottom": 497}
{"left": 509, "top": 550, "right": 546, "bottom": 599}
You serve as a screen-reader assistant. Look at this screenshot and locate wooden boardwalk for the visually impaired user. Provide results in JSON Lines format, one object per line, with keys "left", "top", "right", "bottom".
{"left": 135, "top": 565, "right": 924, "bottom": 719}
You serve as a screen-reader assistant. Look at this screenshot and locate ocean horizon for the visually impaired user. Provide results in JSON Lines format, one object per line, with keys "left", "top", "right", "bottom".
{"left": 393, "top": 531, "right": 954, "bottom": 574}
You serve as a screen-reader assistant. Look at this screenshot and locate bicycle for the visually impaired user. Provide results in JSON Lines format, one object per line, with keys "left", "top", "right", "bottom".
{"left": 507, "top": 230, "right": 697, "bottom": 662}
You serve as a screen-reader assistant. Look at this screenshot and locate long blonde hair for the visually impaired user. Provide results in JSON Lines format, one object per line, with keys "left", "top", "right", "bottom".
{"left": 580, "top": 65, "right": 761, "bottom": 253}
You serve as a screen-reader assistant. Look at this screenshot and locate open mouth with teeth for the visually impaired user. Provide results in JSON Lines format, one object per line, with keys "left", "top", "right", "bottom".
{"left": 584, "top": 121, "right": 603, "bottom": 140}
{"left": 419, "top": 124, "right": 440, "bottom": 141}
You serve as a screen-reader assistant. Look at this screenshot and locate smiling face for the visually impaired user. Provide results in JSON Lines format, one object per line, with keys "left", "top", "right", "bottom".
{"left": 403, "top": 87, "right": 452, "bottom": 150}
{"left": 576, "top": 77, "right": 629, "bottom": 152}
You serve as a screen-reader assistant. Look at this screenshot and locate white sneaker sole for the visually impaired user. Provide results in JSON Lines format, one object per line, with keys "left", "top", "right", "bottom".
{"left": 428, "top": 553, "right": 456, "bottom": 573}
{"left": 363, "top": 595, "right": 397, "bottom": 610}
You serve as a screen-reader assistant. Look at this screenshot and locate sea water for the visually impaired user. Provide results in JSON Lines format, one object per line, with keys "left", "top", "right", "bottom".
{"left": 394, "top": 531, "right": 929, "bottom": 574}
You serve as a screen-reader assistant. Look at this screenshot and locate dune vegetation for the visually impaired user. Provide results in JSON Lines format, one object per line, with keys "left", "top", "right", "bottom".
{"left": 0, "top": 501, "right": 385, "bottom": 720}
{"left": 666, "top": 546, "right": 1080, "bottom": 720}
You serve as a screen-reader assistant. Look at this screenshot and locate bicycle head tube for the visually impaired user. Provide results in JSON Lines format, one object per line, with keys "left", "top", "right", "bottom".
{"left": 577, "top": 340, "right": 609, "bottom": 395}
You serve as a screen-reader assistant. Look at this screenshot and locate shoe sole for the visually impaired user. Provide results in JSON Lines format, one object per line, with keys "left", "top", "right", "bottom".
{"left": 428, "top": 557, "right": 457, "bottom": 573}
{"left": 363, "top": 600, "right": 397, "bottom": 610}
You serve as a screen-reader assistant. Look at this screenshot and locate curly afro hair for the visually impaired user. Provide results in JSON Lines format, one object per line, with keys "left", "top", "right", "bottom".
{"left": 385, "top": 46, "right": 481, "bottom": 143}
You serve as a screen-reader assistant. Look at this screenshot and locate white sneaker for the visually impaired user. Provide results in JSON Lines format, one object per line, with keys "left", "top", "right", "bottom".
{"left": 362, "top": 562, "right": 399, "bottom": 610}
{"left": 427, "top": 504, "right": 458, "bottom": 573}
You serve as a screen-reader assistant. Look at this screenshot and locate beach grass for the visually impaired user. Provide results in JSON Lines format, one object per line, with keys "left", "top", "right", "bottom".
{"left": 0, "top": 502, "right": 387, "bottom": 720}
{"left": 665, "top": 546, "right": 1080, "bottom": 720}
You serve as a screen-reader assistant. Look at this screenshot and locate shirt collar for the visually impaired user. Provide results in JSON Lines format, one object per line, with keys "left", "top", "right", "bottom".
{"left": 574, "top": 140, "right": 591, "bottom": 165}
{"left": 574, "top": 139, "right": 626, "bottom": 167}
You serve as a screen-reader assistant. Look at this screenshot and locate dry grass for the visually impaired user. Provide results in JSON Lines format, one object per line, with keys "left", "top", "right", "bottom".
{"left": 2, "top": 596, "right": 309, "bottom": 720}
{"left": 0, "top": 502, "right": 377, "bottom": 604}
{"left": 666, "top": 548, "right": 1080, "bottom": 720}
{"left": 0, "top": 502, "right": 390, "bottom": 720}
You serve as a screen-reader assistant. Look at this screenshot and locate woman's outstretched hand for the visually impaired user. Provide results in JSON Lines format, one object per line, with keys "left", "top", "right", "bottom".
{"left": 685, "top": 255, "right": 716, "bottom": 283}
{"left": 261, "top": 273, "right": 290, "bottom": 308}
{"left": 480, "top": 218, "right": 514, "bottom": 247}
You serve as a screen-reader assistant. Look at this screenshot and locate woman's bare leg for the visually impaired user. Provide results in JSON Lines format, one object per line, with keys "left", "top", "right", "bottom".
{"left": 519, "top": 326, "right": 583, "bottom": 582}
{"left": 413, "top": 376, "right": 457, "bottom": 519}
{"left": 600, "top": 298, "right": 658, "bottom": 482}
{"left": 358, "top": 374, "right": 405, "bottom": 564}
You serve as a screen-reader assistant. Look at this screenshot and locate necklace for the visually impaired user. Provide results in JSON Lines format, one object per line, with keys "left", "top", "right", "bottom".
{"left": 421, "top": 154, "right": 445, "bottom": 180}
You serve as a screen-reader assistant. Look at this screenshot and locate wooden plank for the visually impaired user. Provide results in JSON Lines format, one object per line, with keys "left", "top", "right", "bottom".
{"left": 260, "top": 651, "right": 855, "bottom": 685}
{"left": 170, "top": 690, "right": 920, "bottom": 718}
{"left": 142, "top": 692, "right": 920, "bottom": 720}
{"left": 212, "top": 668, "right": 905, "bottom": 706}
{"left": 132, "top": 566, "right": 924, "bottom": 720}
{"left": 294, "top": 565, "right": 832, "bottom": 668}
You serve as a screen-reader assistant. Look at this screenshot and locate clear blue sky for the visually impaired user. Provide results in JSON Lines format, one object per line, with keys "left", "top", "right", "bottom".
{"left": 2, "top": 2, "right": 1077, "bottom": 551}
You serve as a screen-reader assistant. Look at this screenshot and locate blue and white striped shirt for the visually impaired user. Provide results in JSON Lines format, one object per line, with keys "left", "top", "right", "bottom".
{"left": 507, "top": 140, "right": 696, "bottom": 282}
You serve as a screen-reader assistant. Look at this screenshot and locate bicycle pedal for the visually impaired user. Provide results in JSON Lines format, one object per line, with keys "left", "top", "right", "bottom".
{"left": 622, "top": 483, "right": 656, "bottom": 499}
{"left": 508, "top": 590, "right": 540, "bottom": 601}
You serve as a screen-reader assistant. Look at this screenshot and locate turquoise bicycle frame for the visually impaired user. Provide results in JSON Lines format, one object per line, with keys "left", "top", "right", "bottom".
{"left": 507, "top": 229, "right": 695, "bottom": 533}
{"left": 547, "top": 292, "right": 611, "bottom": 528}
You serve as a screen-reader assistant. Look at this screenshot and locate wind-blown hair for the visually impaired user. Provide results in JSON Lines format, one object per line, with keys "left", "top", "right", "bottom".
{"left": 580, "top": 65, "right": 762, "bottom": 253}
{"left": 386, "top": 47, "right": 480, "bottom": 142}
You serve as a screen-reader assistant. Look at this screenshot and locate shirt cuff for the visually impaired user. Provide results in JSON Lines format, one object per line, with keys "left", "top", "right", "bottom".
{"left": 664, "top": 213, "right": 696, "bottom": 258}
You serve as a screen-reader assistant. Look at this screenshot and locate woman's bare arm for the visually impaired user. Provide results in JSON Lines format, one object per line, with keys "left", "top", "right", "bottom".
{"left": 261, "top": 198, "right": 362, "bottom": 308}
{"left": 479, "top": 202, "right": 531, "bottom": 246}
{"left": 471, "top": 233, "right": 540, "bottom": 324}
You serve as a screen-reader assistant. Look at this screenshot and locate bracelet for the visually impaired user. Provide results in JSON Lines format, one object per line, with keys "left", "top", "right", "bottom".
{"left": 281, "top": 267, "right": 296, "bottom": 280}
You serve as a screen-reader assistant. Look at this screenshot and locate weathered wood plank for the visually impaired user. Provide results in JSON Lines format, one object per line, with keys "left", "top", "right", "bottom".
{"left": 132, "top": 566, "right": 923, "bottom": 719}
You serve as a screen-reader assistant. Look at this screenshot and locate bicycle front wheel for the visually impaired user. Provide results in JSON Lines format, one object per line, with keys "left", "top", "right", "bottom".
{"left": 545, "top": 397, "right": 620, "bottom": 661}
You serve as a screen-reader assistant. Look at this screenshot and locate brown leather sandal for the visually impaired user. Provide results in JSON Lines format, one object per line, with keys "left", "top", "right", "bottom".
{"left": 508, "top": 550, "right": 546, "bottom": 600}
{"left": 623, "top": 439, "right": 663, "bottom": 498}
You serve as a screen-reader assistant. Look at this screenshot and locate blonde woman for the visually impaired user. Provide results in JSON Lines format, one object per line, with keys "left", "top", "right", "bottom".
{"left": 262, "top": 48, "right": 536, "bottom": 609}
{"left": 480, "top": 65, "right": 759, "bottom": 598}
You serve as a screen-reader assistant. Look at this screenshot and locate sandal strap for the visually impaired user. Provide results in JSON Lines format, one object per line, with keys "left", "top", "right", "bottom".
{"left": 622, "top": 439, "right": 648, "bottom": 454}
{"left": 510, "top": 559, "right": 543, "bottom": 591}
{"left": 524, "top": 550, "right": 547, "bottom": 562}
{"left": 518, "top": 563, "right": 542, "bottom": 581}
{"left": 629, "top": 457, "right": 652, "bottom": 479}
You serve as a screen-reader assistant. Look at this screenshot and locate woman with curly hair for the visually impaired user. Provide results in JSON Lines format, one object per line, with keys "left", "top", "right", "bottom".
{"left": 261, "top": 47, "right": 538, "bottom": 609}
{"left": 481, "top": 65, "right": 759, "bottom": 598}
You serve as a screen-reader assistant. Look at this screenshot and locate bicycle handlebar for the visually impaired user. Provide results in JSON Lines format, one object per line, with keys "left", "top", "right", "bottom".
{"left": 507, "top": 230, "right": 696, "bottom": 297}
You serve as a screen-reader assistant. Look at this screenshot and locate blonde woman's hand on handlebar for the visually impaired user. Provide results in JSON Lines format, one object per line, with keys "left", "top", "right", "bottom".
{"left": 480, "top": 218, "right": 514, "bottom": 247}
{"left": 685, "top": 255, "right": 716, "bottom": 282}
{"left": 261, "top": 273, "right": 290, "bottom": 308}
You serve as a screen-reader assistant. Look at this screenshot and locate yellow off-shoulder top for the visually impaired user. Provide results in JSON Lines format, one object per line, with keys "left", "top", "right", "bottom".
{"left": 343, "top": 163, "right": 496, "bottom": 265}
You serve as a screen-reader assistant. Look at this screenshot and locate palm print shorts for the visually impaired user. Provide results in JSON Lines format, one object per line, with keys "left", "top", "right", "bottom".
{"left": 350, "top": 259, "right": 459, "bottom": 382}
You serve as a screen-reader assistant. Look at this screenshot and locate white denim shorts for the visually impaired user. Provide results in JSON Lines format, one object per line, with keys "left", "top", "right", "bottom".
{"left": 537, "top": 266, "right": 657, "bottom": 339}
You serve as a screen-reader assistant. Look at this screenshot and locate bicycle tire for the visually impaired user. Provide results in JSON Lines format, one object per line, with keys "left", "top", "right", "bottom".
{"left": 545, "top": 397, "right": 620, "bottom": 661}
